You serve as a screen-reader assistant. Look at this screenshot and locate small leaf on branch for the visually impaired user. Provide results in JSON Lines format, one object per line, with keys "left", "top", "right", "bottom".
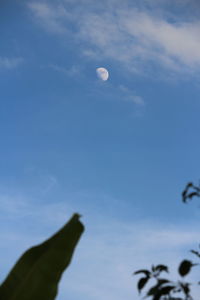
{"left": 191, "top": 249, "right": 200, "bottom": 258}
{"left": 138, "top": 277, "right": 149, "bottom": 293}
{"left": 147, "top": 280, "right": 170, "bottom": 297}
{"left": 178, "top": 260, "right": 193, "bottom": 277}
{"left": 155, "top": 264, "right": 169, "bottom": 273}
{"left": 134, "top": 269, "right": 151, "bottom": 277}
{"left": 180, "top": 282, "right": 190, "bottom": 296}
{"left": 153, "top": 285, "right": 174, "bottom": 300}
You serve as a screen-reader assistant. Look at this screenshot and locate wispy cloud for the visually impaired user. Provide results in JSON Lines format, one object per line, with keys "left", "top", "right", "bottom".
{"left": 28, "top": 1, "right": 200, "bottom": 77}
{"left": 0, "top": 57, "right": 24, "bottom": 69}
{"left": 28, "top": 2, "right": 68, "bottom": 34}
{"left": 48, "top": 64, "right": 80, "bottom": 77}
{"left": 119, "top": 85, "right": 145, "bottom": 105}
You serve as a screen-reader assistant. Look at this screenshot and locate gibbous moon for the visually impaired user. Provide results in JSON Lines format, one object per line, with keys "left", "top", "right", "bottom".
{"left": 96, "top": 67, "right": 109, "bottom": 81}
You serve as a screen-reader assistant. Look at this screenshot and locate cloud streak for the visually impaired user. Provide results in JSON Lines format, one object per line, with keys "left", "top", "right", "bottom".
{"left": 28, "top": 2, "right": 68, "bottom": 34}
{"left": 118, "top": 85, "right": 145, "bottom": 105}
{"left": 48, "top": 64, "right": 80, "bottom": 77}
{"left": 0, "top": 57, "right": 24, "bottom": 69}
{"left": 28, "top": 1, "right": 200, "bottom": 76}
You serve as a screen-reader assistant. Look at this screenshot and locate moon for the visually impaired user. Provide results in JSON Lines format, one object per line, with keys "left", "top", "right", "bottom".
{"left": 96, "top": 67, "right": 109, "bottom": 81}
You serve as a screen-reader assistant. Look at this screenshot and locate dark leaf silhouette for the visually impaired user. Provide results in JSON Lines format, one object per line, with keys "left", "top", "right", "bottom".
{"left": 191, "top": 249, "right": 200, "bottom": 258}
{"left": 155, "top": 265, "right": 169, "bottom": 273}
{"left": 157, "top": 278, "right": 170, "bottom": 285}
{"left": 147, "top": 284, "right": 160, "bottom": 297}
{"left": 151, "top": 265, "right": 156, "bottom": 272}
{"left": 188, "top": 192, "right": 198, "bottom": 199}
{"left": 182, "top": 182, "right": 200, "bottom": 203}
{"left": 135, "top": 181, "right": 199, "bottom": 300}
{"left": 0, "top": 214, "right": 84, "bottom": 300}
{"left": 147, "top": 279, "right": 171, "bottom": 298}
{"left": 153, "top": 285, "right": 174, "bottom": 300}
{"left": 134, "top": 269, "right": 151, "bottom": 277}
{"left": 178, "top": 260, "right": 193, "bottom": 277}
{"left": 180, "top": 282, "right": 190, "bottom": 297}
{"left": 138, "top": 277, "right": 149, "bottom": 293}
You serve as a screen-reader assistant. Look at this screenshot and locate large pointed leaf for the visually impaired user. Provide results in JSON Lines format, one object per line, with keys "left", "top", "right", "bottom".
{"left": 0, "top": 213, "right": 84, "bottom": 300}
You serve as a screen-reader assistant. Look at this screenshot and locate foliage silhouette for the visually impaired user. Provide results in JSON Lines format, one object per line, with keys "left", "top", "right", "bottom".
{"left": 182, "top": 182, "right": 200, "bottom": 203}
{"left": 0, "top": 213, "right": 84, "bottom": 300}
{"left": 134, "top": 182, "right": 200, "bottom": 300}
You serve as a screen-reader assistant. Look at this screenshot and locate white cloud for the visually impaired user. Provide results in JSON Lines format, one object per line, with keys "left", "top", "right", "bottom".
{"left": 28, "top": 2, "right": 68, "bottom": 34}
{"left": 78, "top": 8, "right": 200, "bottom": 75}
{"left": 121, "top": 11, "right": 200, "bottom": 67}
{"left": 119, "top": 85, "right": 145, "bottom": 105}
{"left": 0, "top": 57, "right": 24, "bottom": 69}
{"left": 28, "top": 1, "right": 200, "bottom": 76}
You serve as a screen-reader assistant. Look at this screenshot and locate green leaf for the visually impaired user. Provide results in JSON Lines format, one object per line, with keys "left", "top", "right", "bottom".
{"left": 138, "top": 277, "right": 149, "bottom": 293}
{"left": 178, "top": 260, "right": 193, "bottom": 277}
{"left": 0, "top": 213, "right": 84, "bottom": 300}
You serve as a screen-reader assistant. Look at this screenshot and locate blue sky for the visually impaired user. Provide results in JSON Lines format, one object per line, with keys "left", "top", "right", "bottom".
{"left": 1, "top": 0, "right": 200, "bottom": 299}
